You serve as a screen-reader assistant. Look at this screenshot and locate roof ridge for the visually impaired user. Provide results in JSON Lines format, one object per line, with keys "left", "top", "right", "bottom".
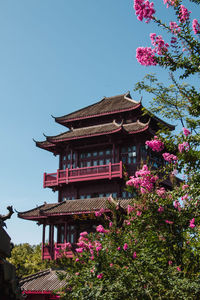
{"left": 104, "top": 92, "right": 129, "bottom": 100}
{"left": 17, "top": 204, "right": 45, "bottom": 215}
{"left": 20, "top": 269, "right": 51, "bottom": 283}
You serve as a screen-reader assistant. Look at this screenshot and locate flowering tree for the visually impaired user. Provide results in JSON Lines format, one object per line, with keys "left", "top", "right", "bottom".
{"left": 57, "top": 1, "right": 200, "bottom": 299}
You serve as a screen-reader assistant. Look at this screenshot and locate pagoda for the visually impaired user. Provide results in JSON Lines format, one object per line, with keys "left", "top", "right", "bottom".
{"left": 18, "top": 92, "right": 174, "bottom": 261}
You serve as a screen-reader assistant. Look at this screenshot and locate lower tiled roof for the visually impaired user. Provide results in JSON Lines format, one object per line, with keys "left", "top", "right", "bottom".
{"left": 35, "top": 120, "right": 149, "bottom": 150}
{"left": 18, "top": 197, "right": 131, "bottom": 220}
{"left": 20, "top": 269, "right": 67, "bottom": 292}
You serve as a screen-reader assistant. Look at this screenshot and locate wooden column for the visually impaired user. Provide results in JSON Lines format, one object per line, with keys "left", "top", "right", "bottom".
{"left": 112, "top": 143, "right": 115, "bottom": 163}
{"left": 42, "top": 224, "right": 46, "bottom": 260}
{"left": 70, "top": 149, "right": 73, "bottom": 169}
{"left": 64, "top": 223, "right": 67, "bottom": 244}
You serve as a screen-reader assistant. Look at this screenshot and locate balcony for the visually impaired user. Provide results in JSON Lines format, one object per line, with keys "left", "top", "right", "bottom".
{"left": 43, "top": 161, "right": 123, "bottom": 188}
{"left": 42, "top": 243, "right": 74, "bottom": 260}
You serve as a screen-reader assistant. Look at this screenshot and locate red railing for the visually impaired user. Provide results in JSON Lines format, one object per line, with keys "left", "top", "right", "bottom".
{"left": 42, "top": 243, "right": 74, "bottom": 260}
{"left": 43, "top": 161, "right": 123, "bottom": 188}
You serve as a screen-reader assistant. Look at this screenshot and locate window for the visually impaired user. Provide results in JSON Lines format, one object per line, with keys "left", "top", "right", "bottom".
{"left": 99, "top": 159, "right": 104, "bottom": 165}
{"left": 105, "top": 149, "right": 111, "bottom": 155}
{"left": 57, "top": 225, "right": 65, "bottom": 243}
{"left": 121, "top": 145, "right": 137, "bottom": 165}
{"left": 66, "top": 225, "right": 76, "bottom": 244}
{"left": 93, "top": 160, "right": 98, "bottom": 166}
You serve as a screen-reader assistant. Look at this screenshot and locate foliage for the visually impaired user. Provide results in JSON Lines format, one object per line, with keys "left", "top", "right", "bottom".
{"left": 56, "top": 1, "right": 200, "bottom": 299}
{"left": 8, "top": 243, "right": 53, "bottom": 278}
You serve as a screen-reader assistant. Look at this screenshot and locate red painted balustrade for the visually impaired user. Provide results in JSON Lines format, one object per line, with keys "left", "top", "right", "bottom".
{"left": 43, "top": 161, "right": 123, "bottom": 188}
{"left": 42, "top": 243, "right": 74, "bottom": 260}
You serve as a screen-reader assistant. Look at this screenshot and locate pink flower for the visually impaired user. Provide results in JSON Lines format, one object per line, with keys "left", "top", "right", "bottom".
{"left": 165, "top": 220, "right": 173, "bottom": 224}
{"left": 181, "top": 194, "right": 189, "bottom": 202}
{"left": 174, "top": 200, "right": 181, "bottom": 211}
{"left": 178, "top": 142, "right": 189, "bottom": 153}
{"left": 126, "top": 165, "right": 158, "bottom": 194}
{"left": 193, "top": 19, "right": 200, "bottom": 34}
{"left": 75, "top": 248, "right": 83, "bottom": 253}
{"left": 95, "top": 208, "right": 105, "bottom": 217}
{"left": 158, "top": 206, "right": 164, "bottom": 213}
{"left": 75, "top": 272, "right": 80, "bottom": 276}
{"left": 171, "top": 37, "right": 177, "bottom": 44}
{"left": 177, "top": 267, "right": 181, "bottom": 272}
{"left": 136, "top": 211, "right": 142, "bottom": 216}
{"left": 136, "top": 47, "right": 157, "bottom": 66}
{"left": 163, "top": 0, "right": 176, "bottom": 8}
{"left": 134, "top": 0, "right": 155, "bottom": 23}
{"left": 168, "top": 260, "right": 173, "bottom": 265}
{"left": 97, "top": 273, "right": 103, "bottom": 279}
{"left": 96, "top": 225, "right": 108, "bottom": 233}
{"left": 182, "top": 184, "right": 189, "bottom": 190}
{"left": 123, "top": 243, "right": 128, "bottom": 251}
{"left": 170, "top": 22, "right": 181, "bottom": 35}
{"left": 156, "top": 187, "right": 166, "bottom": 198}
{"left": 162, "top": 153, "right": 178, "bottom": 163}
{"left": 110, "top": 263, "right": 114, "bottom": 267}
{"left": 133, "top": 251, "right": 137, "bottom": 259}
{"left": 109, "top": 222, "right": 113, "bottom": 228}
{"left": 189, "top": 218, "right": 195, "bottom": 228}
{"left": 117, "top": 247, "right": 121, "bottom": 251}
{"left": 127, "top": 205, "right": 134, "bottom": 214}
{"left": 146, "top": 136, "right": 164, "bottom": 152}
{"left": 179, "top": 5, "right": 190, "bottom": 23}
{"left": 183, "top": 127, "right": 191, "bottom": 137}
{"left": 150, "top": 33, "right": 169, "bottom": 55}
{"left": 80, "top": 231, "right": 88, "bottom": 237}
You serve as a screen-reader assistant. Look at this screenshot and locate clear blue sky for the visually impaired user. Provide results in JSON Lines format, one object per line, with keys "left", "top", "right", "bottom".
{"left": 0, "top": 0, "right": 198, "bottom": 244}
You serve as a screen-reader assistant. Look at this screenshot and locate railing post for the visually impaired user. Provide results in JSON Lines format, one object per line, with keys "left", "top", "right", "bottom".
{"left": 57, "top": 169, "right": 59, "bottom": 185}
{"left": 66, "top": 168, "right": 69, "bottom": 184}
{"left": 120, "top": 161, "right": 122, "bottom": 178}
{"left": 43, "top": 173, "right": 46, "bottom": 188}
{"left": 109, "top": 162, "right": 111, "bottom": 180}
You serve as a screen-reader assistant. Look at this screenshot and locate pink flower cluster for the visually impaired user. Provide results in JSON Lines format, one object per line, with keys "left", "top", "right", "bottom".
{"left": 170, "top": 22, "right": 181, "bottom": 35}
{"left": 189, "top": 218, "right": 195, "bottom": 228}
{"left": 150, "top": 33, "right": 169, "bottom": 55}
{"left": 183, "top": 127, "right": 190, "bottom": 137}
{"left": 174, "top": 200, "right": 181, "bottom": 211}
{"left": 136, "top": 47, "right": 157, "bottom": 66}
{"left": 156, "top": 187, "right": 166, "bottom": 198}
{"left": 95, "top": 208, "right": 106, "bottom": 217}
{"left": 97, "top": 273, "right": 103, "bottom": 279}
{"left": 127, "top": 204, "right": 134, "bottom": 214}
{"left": 146, "top": 136, "right": 164, "bottom": 152}
{"left": 163, "top": 0, "right": 176, "bottom": 8}
{"left": 126, "top": 165, "right": 158, "bottom": 194}
{"left": 193, "top": 19, "right": 200, "bottom": 34}
{"left": 96, "top": 225, "right": 109, "bottom": 234}
{"left": 134, "top": 0, "right": 155, "bottom": 23}
{"left": 158, "top": 206, "right": 164, "bottom": 213}
{"left": 162, "top": 153, "right": 178, "bottom": 163}
{"left": 123, "top": 243, "right": 128, "bottom": 251}
{"left": 179, "top": 5, "right": 190, "bottom": 23}
{"left": 178, "top": 142, "right": 189, "bottom": 153}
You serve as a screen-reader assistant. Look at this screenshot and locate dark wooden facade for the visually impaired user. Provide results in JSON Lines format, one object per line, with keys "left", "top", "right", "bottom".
{"left": 19, "top": 92, "right": 174, "bottom": 261}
